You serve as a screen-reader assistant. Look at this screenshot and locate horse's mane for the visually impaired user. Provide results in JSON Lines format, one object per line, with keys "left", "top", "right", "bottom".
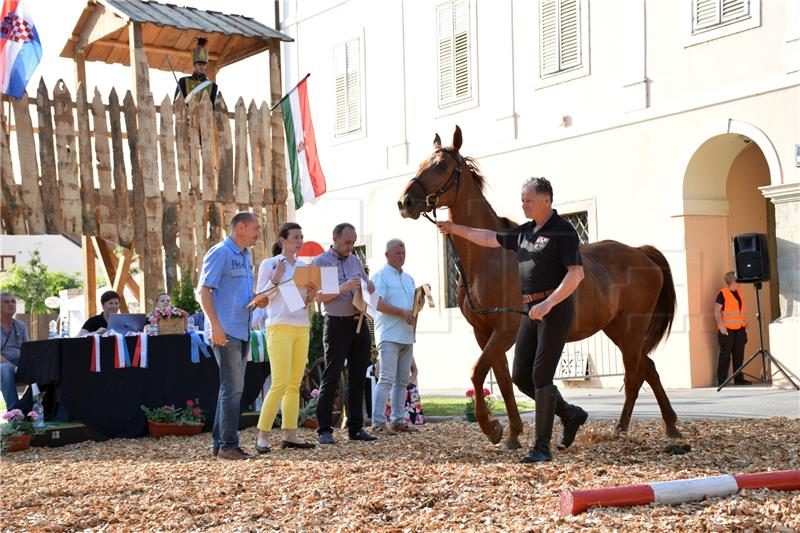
{"left": 462, "top": 155, "right": 517, "bottom": 229}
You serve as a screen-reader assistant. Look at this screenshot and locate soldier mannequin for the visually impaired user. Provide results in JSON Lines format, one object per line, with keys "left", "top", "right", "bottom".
{"left": 175, "top": 37, "right": 219, "bottom": 104}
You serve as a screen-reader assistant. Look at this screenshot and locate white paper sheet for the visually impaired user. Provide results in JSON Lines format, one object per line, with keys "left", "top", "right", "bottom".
{"left": 278, "top": 281, "right": 306, "bottom": 312}
{"left": 320, "top": 266, "right": 339, "bottom": 294}
{"left": 360, "top": 278, "right": 380, "bottom": 316}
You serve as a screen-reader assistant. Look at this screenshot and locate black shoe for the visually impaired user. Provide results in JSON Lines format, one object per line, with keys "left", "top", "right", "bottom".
{"left": 254, "top": 441, "right": 271, "bottom": 454}
{"left": 734, "top": 380, "right": 752, "bottom": 386}
{"left": 521, "top": 385, "right": 556, "bottom": 464}
{"left": 281, "top": 440, "right": 316, "bottom": 449}
{"left": 317, "top": 431, "right": 336, "bottom": 445}
{"left": 554, "top": 389, "right": 588, "bottom": 450}
{"left": 212, "top": 447, "right": 219, "bottom": 457}
{"left": 348, "top": 429, "right": 378, "bottom": 442}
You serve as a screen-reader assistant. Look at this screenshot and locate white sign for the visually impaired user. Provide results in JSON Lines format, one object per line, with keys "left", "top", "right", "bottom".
{"left": 44, "top": 296, "right": 61, "bottom": 309}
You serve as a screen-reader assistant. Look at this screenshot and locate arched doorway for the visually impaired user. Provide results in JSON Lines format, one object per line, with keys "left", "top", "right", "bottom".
{"left": 682, "top": 127, "right": 778, "bottom": 387}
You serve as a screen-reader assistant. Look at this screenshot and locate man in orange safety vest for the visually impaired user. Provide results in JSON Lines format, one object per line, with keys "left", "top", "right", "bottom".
{"left": 713, "top": 271, "right": 751, "bottom": 386}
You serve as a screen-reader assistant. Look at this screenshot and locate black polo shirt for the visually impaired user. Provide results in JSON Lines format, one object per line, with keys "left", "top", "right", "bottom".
{"left": 496, "top": 209, "right": 582, "bottom": 295}
{"left": 81, "top": 313, "right": 108, "bottom": 333}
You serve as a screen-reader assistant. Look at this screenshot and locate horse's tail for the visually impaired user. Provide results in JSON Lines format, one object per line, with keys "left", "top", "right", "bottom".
{"left": 639, "top": 245, "right": 676, "bottom": 356}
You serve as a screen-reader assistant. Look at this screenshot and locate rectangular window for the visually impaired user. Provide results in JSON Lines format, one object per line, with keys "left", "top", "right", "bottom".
{"left": 692, "top": 0, "right": 750, "bottom": 34}
{"left": 561, "top": 211, "right": 590, "bottom": 244}
{"left": 539, "top": 0, "right": 582, "bottom": 78}
{"left": 334, "top": 39, "right": 361, "bottom": 136}
{"left": 0, "top": 255, "right": 15, "bottom": 272}
{"left": 437, "top": 0, "right": 472, "bottom": 108}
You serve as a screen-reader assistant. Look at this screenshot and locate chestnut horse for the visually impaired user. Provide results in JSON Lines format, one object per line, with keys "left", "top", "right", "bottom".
{"left": 398, "top": 127, "right": 681, "bottom": 450}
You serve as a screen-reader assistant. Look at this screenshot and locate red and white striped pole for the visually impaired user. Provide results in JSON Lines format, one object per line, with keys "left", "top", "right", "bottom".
{"left": 560, "top": 470, "right": 800, "bottom": 516}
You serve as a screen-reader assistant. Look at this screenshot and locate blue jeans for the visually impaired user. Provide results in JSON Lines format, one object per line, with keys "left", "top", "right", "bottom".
{"left": 211, "top": 335, "right": 248, "bottom": 451}
{"left": 371, "top": 342, "right": 413, "bottom": 426}
{"left": 1, "top": 363, "right": 18, "bottom": 410}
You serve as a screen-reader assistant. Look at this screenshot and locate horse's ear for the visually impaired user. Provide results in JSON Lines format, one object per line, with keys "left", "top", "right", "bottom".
{"left": 433, "top": 133, "right": 442, "bottom": 149}
{"left": 452, "top": 125, "right": 462, "bottom": 151}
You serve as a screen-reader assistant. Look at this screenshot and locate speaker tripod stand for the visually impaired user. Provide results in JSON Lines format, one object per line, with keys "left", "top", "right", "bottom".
{"left": 717, "top": 282, "right": 799, "bottom": 391}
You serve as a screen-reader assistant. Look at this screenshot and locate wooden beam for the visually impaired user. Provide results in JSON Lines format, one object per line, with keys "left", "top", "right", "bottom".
{"left": 112, "top": 248, "right": 133, "bottom": 313}
{"left": 75, "top": 2, "right": 127, "bottom": 52}
{"left": 74, "top": 51, "right": 87, "bottom": 90}
{"left": 93, "top": 237, "right": 118, "bottom": 288}
{"left": 94, "top": 38, "right": 221, "bottom": 63}
{"left": 128, "top": 22, "right": 150, "bottom": 103}
{"left": 82, "top": 236, "right": 97, "bottom": 317}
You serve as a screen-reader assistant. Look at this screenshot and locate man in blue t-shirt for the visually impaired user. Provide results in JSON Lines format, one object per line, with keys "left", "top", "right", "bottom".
{"left": 198, "top": 212, "right": 263, "bottom": 460}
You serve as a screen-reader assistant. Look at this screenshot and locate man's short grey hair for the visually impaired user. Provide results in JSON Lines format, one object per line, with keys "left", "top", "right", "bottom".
{"left": 230, "top": 211, "right": 259, "bottom": 232}
{"left": 521, "top": 177, "right": 553, "bottom": 201}
{"left": 385, "top": 239, "right": 405, "bottom": 252}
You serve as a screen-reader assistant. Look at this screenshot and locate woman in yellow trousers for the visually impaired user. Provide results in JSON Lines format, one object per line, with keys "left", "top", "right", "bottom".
{"left": 254, "top": 222, "right": 316, "bottom": 452}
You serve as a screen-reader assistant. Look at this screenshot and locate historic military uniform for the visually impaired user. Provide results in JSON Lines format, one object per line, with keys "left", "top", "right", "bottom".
{"left": 175, "top": 38, "right": 218, "bottom": 104}
{"left": 496, "top": 209, "right": 589, "bottom": 463}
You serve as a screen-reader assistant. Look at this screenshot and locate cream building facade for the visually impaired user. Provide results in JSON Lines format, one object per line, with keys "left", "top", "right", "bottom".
{"left": 279, "top": 0, "right": 800, "bottom": 391}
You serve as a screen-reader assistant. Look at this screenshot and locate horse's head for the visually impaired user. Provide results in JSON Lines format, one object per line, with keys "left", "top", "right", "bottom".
{"left": 398, "top": 126, "right": 465, "bottom": 220}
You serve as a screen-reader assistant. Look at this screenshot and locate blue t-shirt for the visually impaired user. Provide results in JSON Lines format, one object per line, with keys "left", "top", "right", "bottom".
{"left": 198, "top": 237, "right": 254, "bottom": 341}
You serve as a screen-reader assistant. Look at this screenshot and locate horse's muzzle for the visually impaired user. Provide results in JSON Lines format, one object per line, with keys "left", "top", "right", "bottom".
{"left": 398, "top": 193, "right": 422, "bottom": 219}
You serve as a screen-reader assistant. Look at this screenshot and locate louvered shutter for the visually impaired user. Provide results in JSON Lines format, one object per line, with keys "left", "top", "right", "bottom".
{"left": 540, "top": 0, "right": 581, "bottom": 78}
{"left": 334, "top": 40, "right": 361, "bottom": 135}
{"left": 693, "top": 0, "right": 750, "bottom": 33}
{"left": 437, "top": 0, "right": 471, "bottom": 107}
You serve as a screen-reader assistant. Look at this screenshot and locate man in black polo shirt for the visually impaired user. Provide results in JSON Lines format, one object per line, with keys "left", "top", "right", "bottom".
{"left": 437, "top": 177, "right": 588, "bottom": 463}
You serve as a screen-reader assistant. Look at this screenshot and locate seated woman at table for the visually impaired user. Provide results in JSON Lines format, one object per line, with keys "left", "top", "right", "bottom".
{"left": 155, "top": 292, "right": 171, "bottom": 309}
{"left": 78, "top": 290, "right": 121, "bottom": 336}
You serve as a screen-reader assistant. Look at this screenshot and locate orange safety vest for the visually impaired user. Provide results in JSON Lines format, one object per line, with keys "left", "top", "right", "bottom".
{"left": 720, "top": 288, "right": 746, "bottom": 330}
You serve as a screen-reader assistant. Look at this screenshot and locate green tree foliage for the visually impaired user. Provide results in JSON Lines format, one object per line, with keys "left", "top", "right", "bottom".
{"left": 0, "top": 249, "right": 82, "bottom": 313}
{"left": 170, "top": 271, "right": 200, "bottom": 315}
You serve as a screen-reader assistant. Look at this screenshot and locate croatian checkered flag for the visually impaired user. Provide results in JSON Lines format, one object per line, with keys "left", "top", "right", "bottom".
{"left": 0, "top": 0, "right": 41, "bottom": 98}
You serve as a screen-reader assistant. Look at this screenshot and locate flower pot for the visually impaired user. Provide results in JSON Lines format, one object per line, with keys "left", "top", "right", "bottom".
{"left": 300, "top": 418, "right": 319, "bottom": 430}
{"left": 3, "top": 434, "right": 32, "bottom": 452}
{"left": 148, "top": 421, "right": 203, "bottom": 438}
{"left": 465, "top": 411, "right": 476, "bottom": 423}
{"left": 157, "top": 317, "right": 187, "bottom": 335}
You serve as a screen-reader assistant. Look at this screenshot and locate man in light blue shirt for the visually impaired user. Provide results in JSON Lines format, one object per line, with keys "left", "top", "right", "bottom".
{"left": 370, "top": 239, "right": 418, "bottom": 434}
{"left": 198, "top": 211, "right": 263, "bottom": 460}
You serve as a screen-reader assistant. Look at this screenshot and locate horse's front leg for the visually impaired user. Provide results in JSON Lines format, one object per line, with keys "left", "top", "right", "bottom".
{"left": 491, "top": 349, "right": 523, "bottom": 450}
{"left": 470, "top": 357, "right": 503, "bottom": 444}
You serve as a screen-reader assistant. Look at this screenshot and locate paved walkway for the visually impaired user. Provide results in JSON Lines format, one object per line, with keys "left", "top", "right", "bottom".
{"left": 422, "top": 386, "right": 800, "bottom": 421}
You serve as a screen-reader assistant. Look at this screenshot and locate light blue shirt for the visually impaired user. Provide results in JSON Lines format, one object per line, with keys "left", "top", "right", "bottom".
{"left": 372, "top": 264, "right": 416, "bottom": 345}
{"left": 198, "top": 237, "right": 254, "bottom": 341}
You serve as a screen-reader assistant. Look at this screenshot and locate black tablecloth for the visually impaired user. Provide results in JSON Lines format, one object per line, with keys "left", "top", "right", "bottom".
{"left": 17, "top": 335, "right": 270, "bottom": 438}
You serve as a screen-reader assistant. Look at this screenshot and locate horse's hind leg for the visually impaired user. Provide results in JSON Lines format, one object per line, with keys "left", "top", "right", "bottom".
{"left": 616, "top": 369, "right": 644, "bottom": 434}
{"left": 640, "top": 356, "right": 682, "bottom": 438}
{"left": 490, "top": 341, "right": 523, "bottom": 450}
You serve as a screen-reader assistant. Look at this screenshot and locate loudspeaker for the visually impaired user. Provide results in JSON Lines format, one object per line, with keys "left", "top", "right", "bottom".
{"left": 732, "top": 233, "right": 770, "bottom": 282}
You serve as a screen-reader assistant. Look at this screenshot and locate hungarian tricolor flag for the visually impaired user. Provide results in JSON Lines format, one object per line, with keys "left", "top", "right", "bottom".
{"left": 279, "top": 75, "right": 326, "bottom": 209}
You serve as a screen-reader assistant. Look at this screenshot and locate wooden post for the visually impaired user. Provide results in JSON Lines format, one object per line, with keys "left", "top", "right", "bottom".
{"left": 122, "top": 90, "right": 146, "bottom": 306}
{"left": 92, "top": 88, "right": 118, "bottom": 242}
{"left": 159, "top": 95, "right": 179, "bottom": 293}
{"left": 53, "top": 80, "right": 83, "bottom": 236}
{"left": 247, "top": 100, "right": 265, "bottom": 207}
{"left": 74, "top": 51, "right": 87, "bottom": 91}
{"left": 128, "top": 22, "right": 150, "bottom": 104}
{"left": 174, "top": 94, "right": 197, "bottom": 280}
{"left": 11, "top": 94, "right": 45, "bottom": 234}
{"left": 82, "top": 236, "right": 97, "bottom": 317}
{"left": 215, "top": 95, "right": 236, "bottom": 227}
{"left": 108, "top": 88, "right": 134, "bottom": 249}
{"left": 76, "top": 83, "right": 97, "bottom": 236}
{"left": 0, "top": 113, "right": 26, "bottom": 234}
{"left": 37, "top": 79, "right": 63, "bottom": 235}
{"left": 267, "top": 40, "right": 288, "bottom": 223}
{"left": 234, "top": 97, "right": 251, "bottom": 209}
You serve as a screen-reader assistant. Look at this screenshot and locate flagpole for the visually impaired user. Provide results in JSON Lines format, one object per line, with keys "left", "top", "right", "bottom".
{"left": 269, "top": 73, "right": 311, "bottom": 112}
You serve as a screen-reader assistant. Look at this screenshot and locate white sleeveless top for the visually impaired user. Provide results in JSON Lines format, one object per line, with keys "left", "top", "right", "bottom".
{"left": 255, "top": 255, "right": 311, "bottom": 328}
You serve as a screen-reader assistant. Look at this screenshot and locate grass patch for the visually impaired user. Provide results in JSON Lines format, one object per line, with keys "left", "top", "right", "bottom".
{"left": 422, "top": 397, "right": 535, "bottom": 417}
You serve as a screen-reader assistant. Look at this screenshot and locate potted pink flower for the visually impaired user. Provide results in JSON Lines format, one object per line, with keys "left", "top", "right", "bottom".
{"left": 141, "top": 399, "right": 204, "bottom": 438}
{"left": 1, "top": 409, "right": 42, "bottom": 453}
{"left": 464, "top": 388, "right": 492, "bottom": 422}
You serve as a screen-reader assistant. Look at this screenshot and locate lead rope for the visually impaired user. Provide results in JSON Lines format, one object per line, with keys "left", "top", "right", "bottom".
{"left": 422, "top": 204, "right": 526, "bottom": 317}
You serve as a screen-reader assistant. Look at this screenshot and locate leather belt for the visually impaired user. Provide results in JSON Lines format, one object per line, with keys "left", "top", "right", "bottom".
{"left": 522, "top": 290, "right": 554, "bottom": 303}
{"left": 327, "top": 314, "right": 363, "bottom": 320}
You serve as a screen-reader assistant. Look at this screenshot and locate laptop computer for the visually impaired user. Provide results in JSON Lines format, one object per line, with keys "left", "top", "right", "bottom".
{"left": 106, "top": 313, "right": 147, "bottom": 334}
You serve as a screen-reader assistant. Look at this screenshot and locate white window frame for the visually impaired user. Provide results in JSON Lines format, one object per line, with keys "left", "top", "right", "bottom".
{"left": 333, "top": 34, "right": 366, "bottom": 141}
{"left": 684, "top": 0, "right": 761, "bottom": 48}
{"left": 434, "top": 0, "right": 479, "bottom": 116}
{"left": 534, "top": 0, "right": 591, "bottom": 90}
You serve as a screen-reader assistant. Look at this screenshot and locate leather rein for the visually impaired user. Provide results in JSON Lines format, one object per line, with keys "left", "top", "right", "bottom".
{"left": 409, "top": 149, "right": 526, "bottom": 317}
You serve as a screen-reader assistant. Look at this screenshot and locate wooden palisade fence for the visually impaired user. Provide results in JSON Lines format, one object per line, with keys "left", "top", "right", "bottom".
{"left": 0, "top": 77, "right": 287, "bottom": 310}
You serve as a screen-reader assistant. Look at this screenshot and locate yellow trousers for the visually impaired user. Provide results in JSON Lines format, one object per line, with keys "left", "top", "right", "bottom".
{"left": 256, "top": 324, "right": 310, "bottom": 431}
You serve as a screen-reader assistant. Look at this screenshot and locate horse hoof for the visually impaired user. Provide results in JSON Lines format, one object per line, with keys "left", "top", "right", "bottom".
{"left": 666, "top": 427, "right": 683, "bottom": 439}
{"left": 488, "top": 420, "right": 503, "bottom": 444}
{"left": 496, "top": 437, "right": 522, "bottom": 451}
